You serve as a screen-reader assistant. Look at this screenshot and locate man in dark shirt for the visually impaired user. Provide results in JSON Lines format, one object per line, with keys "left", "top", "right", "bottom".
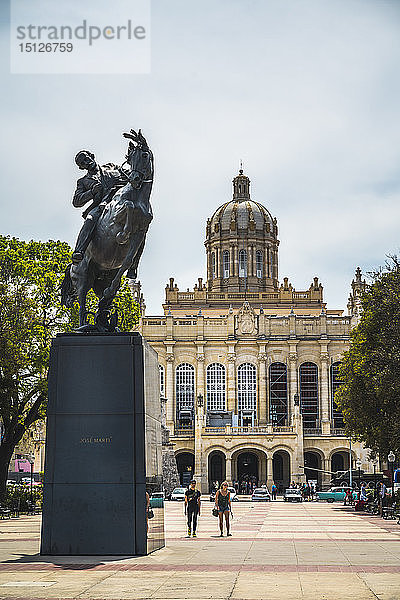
{"left": 71, "top": 150, "right": 128, "bottom": 264}
{"left": 185, "top": 479, "right": 201, "bottom": 537}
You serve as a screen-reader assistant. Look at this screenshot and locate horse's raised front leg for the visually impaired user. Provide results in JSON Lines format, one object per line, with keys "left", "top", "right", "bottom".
{"left": 116, "top": 201, "right": 134, "bottom": 245}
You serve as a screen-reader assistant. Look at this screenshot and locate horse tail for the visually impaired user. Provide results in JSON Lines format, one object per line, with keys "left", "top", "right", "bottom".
{"left": 61, "top": 264, "right": 76, "bottom": 308}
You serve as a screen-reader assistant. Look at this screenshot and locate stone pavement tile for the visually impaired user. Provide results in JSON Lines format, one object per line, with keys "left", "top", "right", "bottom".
{"left": 359, "top": 573, "right": 400, "bottom": 599}
{"left": 298, "top": 572, "right": 377, "bottom": 600}
{"left": 78, "top": 571, "right": 178, "bottom": 599}
{"left": 231, "top": 572, "right": 302, "bottom": 600}
{"left": 150, "top": 570, "right": 236, "bottom": 599}
{"left": 0, "top": 571, "right": 116, "bottom": 599}
{"left": 0, "top": 571, "right": 49, "bottom": 583}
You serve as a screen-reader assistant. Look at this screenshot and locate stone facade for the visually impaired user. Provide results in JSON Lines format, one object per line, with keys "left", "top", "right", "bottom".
{"left": 138, "top": 170, "right": 370, "bottom": 493}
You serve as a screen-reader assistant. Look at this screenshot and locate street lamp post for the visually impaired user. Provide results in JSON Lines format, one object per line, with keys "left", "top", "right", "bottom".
{"left": 388, "top": 451, "right": 395, "bottom": 500}
{"left": 371, "top": 457, "right": 378, "bottom": 497}
{"left": 356, "top": 459, "right": 362, "bottom": 491}
{"left": 349, "top": 438, "right": 353, "bottom": 489}
{"left": 27, "top": 453, "right": 35, "bottom": 504}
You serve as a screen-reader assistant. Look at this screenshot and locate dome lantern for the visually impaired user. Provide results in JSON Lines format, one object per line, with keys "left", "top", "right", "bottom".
{"left": 233, "top": 169, "right": 250, "bottom": 201}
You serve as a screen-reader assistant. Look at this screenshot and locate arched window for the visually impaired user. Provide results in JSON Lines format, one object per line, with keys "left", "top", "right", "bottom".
{"left": 175, "top": 363, "right": 195, "bottom": 424}
{"left": 267, "top": 247, "right": 270, "bottom": 277}
{"left": 211, "top": 252, "right": 216, "bottom": 278}
{"left": 299, "top": 362, "right": 319, "bottom": 428}
{"left": 237, "top": 363, "right": 257, "bottom": 425}
{"left": 206, "top": 363, "right": 226, "bottom": 411}
{"left": 269, "top": 362, "right": 287, "bottom": 425}
{"left": 159, "top": 364, "right": 165, "bottom": 396}
{"left": 238, "top": 249, "right": 247, "bottom": 277}
{"left": 256, "top": 250, "right": 263, "bottom": 278}
{"left": 331, "top": 362, "right": 344, "bottom": 429}
{"left": 223, "top": 250, "right": 230, "bottom": 279}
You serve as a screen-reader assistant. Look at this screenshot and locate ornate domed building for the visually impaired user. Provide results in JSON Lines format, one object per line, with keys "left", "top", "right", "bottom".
{"left": 138, "top": 169, "right": 371, "bottom": 493}
{"left": 205, "top": 170, "right": 279, "bottom": 293}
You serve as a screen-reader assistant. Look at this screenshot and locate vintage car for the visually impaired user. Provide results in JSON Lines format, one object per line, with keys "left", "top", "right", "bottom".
{"left": 316, "top": 486, "right": 355, "bottom": 503}
{"left": 284, "top": 488, "right": 303, "bottom": 502}
{"left": 149, "top": 492, "right": 165, "bottom": 508}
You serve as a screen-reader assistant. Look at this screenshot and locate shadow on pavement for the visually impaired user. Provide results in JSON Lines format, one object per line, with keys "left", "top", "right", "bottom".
{"left": 2, "top": 553, "right": 136, "bottom": 569}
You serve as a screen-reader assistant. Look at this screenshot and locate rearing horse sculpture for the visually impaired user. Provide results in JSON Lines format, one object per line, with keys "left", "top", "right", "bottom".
{"left": 61, "top": 129, "right": 153, "bottom": 331}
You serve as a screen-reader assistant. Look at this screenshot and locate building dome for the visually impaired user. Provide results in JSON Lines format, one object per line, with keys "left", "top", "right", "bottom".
{"left": 208, "top": 170, "right": 276, "bottom": 236}
{"left": 205, "top": 169, "right": 279, "bottom": 293}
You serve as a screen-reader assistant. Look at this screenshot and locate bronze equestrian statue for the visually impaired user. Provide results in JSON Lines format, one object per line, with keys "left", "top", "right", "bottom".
{"left": 61, "top": 129, "right": 153, "bottom": 331}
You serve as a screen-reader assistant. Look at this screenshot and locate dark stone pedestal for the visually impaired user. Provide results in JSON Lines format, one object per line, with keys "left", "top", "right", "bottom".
{"left": 40, "top": 333, "right": 164, "bottom": 556}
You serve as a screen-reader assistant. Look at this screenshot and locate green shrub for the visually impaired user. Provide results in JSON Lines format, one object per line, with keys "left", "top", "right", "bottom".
{"left": 6, "top": 484, "right": 43, "bottom": 511}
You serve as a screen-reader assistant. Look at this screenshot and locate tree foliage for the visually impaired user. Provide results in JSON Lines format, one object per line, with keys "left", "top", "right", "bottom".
{"left": 336, "top": 258, "right": 400, "bottom": 457}
{"left": 0, "top": 235, "right": 140, "bottom": 500}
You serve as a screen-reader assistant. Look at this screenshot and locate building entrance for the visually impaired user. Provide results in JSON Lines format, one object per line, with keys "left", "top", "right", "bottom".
{"left": 237, "top": 452, "right": 259, "bottom": 487}
{"left": 176, "top": 452, "right": 194, "bottom": 486}
{"left": 208, "top": 451, "right": 226, "bottom": 491}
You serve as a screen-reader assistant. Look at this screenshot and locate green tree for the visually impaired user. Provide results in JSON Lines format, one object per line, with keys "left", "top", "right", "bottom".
{"left": 336, "top": 258, "right": 400, "bottom": 457}
{"left": 0, "top": 236, "right": 139, "bottom": 501}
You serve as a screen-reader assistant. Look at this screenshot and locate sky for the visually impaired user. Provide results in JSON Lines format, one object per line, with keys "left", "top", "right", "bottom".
{"left": 1, "top": 0, "right": 400, "bottom": 315}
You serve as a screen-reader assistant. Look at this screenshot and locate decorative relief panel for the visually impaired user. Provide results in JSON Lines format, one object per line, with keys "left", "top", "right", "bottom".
{"left": 236, "top": 301, "right": 257, "bottom": 335}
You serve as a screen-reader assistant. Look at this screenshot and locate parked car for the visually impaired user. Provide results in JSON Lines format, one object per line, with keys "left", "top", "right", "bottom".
{"left": 228, "top": 487, "right": 238, "bottom": 501}
{"left": 284, "top": 488, "right": 302, "bottom": 502}
{"left": 252, "top": 487, "right": 271, "bottom": 501}
{"left": 170, "top": 487, "right": 187, "bottom": 501}
{"left": 150, "top": 492, "right": 165, "bottom": 508}
{"left": 316, "top": 486, "right": 355, "bottom": 503}
{"left": 210, "top": 486, "right": 238, "bottom": 502}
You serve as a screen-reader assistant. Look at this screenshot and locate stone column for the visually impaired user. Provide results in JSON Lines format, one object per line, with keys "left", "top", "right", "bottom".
{"left": 226, "top": 454, "right": 232, "bottom": 485}
{"left": 234, "top": 246, "right": 238, "bottom": 277}
{"left": 165, "top": 343, "right": 175, "bottom": 430}
{"left": 196, "top": 346, "right": 205, "bottom": 399}
{"left": 258, "top": 346, "right": 267, "bottom": 424}
{"left": 319, "top": 341, "right": 330, "bottom": 434}
{"left": 322, "top": 457, "right": 331, "bottom": 487}
{"left": 194, "top": 402, "right": 205, "bottom": 491}
{"left": 230, "top": 245, "right": 234, "bottom": 277}
{"left": 260, "top": 454, "right": 267, "bottom": 484}
{"left": 249, "top": 245, "right": 253, "bottom": 278}
{"left": 226, "top": 342, "right": 237, "bottom": 414}
{"left": 292, "top": 403, "right": 305, "bottom": 485}
{"left": 288, "top": 341, "right": 299, "bottom": 423}
{"left": 267, "top": 455, "right": 274, "bottom": 489}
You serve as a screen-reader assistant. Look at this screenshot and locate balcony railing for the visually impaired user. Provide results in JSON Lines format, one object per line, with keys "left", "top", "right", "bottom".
{"left": 303, "top": 427, "right": 322, "bottom": 436}
{"left": 203, "top": 425, "right": 294, "bottom": 435}
{"left": 174, "top": 428, "right": 194, "bottom": 436}
{"left": 332, "top": 428, "right": 346, "bottom": 437}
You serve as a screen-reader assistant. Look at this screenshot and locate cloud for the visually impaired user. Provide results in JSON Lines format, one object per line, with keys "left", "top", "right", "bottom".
{"left": 1, "top": 0, "right": 400, "bottom": 314}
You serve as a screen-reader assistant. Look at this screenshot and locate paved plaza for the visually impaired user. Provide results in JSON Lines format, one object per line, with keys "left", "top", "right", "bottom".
{"left": 0, "top": 500, "right": 400, "bottom": 599}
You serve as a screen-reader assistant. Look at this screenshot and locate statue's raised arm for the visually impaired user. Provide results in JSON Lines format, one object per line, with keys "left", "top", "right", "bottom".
{"left": 61, "top": 128, "right": 154, "bottom": 332}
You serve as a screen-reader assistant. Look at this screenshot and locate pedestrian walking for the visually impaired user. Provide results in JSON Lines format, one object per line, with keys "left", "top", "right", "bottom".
{"left": 215, "top": 480, "right": 232, "bottom": 537}
{"left": 185, "top": 479, "right": 201, "bottom": 537}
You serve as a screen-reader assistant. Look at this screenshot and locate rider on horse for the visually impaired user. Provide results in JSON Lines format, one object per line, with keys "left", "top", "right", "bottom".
{"left": 71, "top": 150, "right": 129, "bottom": 265}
